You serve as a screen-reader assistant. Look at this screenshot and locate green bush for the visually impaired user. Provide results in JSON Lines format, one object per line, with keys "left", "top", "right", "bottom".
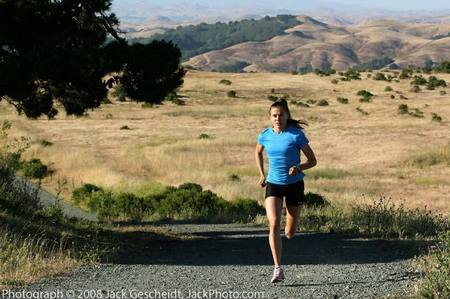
{"left": 120, "top": 125, "right": 130, "bottom": 130}
{"left": 356, "top": 107, "right": 369, "bottom": 115}
{"left": 39, "top": 139, "right": 53, "bottom": 147}
{"left": 219, "top": 79, "right": 232, "bottom": 85}
{"left": 307, "top": 99, "right": 317, "bottom": 104}
{"left": 337, "top": 97, "right": 348, "bottom": 104}
{"left": 0, "top": 159, "right": 41, "bottom": 216}
{"left": 411, "top": 75, "right": 427, "bottom": 86}
{"left": 225, "top": 198, "right": 265, "bottom": 222}
{"left": 418, "top": 231, "right": 450, "bottom": 298}
{"left": 72, "top": 183, "right": 103, "bottom": 205}
{"left": 227, "top": 90, "right": 237, "bottom": 98}
{"left": 351, "top": 198, "right": 448, "bottom": 238}
{"left": 440, "top": 90, "right": 447, "bottom": 96}
{"left": 290, "top": 100, "right": 310, "bottom": 107}
{"left": 267, "top": 95, "right": 278, "bottom": 101}
{"left": 303, "top": 192, "right": 329, "bottom": 207}
{"left": 384, "top": 86, "right": 393, "bottom": 92}
{"left": 400, "top": 95, "right": 408, "bottom": 100}
{"left": 432, "top": 113, "right": 442, "bottom": 122}
{"left": 427, "top": 76, "right": 447, "bottom": 89}
{"left": 331, "top": 79, "right": 339, "bottom": 84}
{"left": 411, "top": 85, "right": 421, "bottom": 93}
{"left": 317, "top": 99, "right": 329, "bottom": 106}
{"left": 398, "top": 104, "right": 409, "bottom": 114}
{"left": 21, "top": 159, "right": 48, "bottom": 179}
{"left": 373, "top": 72, "right": 388, "bottom": 81}
{"left": 87, "top": 190, "right": 119, "bottom": 222}
{"left": 198, "top": 133, "right": 212, "bottom": 139}
{"left": 111, "top": 84, "right": 127, "bottom": 102}
{"left": 390, "top": 94, "right": 395, "bottom": 99}
{"left": 357, "top": 90, "right": 374, "bottom": 102}
{"left": 115, "top": 192, "right": 151, "bottom": 222}
{"left": 409, "top": 108, "right": 424, "bottom": 118}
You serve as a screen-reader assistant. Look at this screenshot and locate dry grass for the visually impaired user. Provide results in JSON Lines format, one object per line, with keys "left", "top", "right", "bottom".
{"left": 0, "top": 228, "right": 81, "bottom": 289}
{"left": 1, "top": 70, "right": 449, "bottom": 214}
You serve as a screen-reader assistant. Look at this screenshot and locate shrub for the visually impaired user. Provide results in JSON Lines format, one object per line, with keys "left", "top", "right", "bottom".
{"left": 267, "top": 95, "right": 278, "bottom": 101}
{"left": 198, "top": 133, "right": 212, "bottom": 139}
{"left": 409, "top": 108, "right": 424, "bottom": 118}
{"left": 411, "top": 85, "right": 421, "bottom": 93}
{"left": 432, "top": 113, "right": 442, "bottom": 122}
{"left": 343, "top": 69, "right": 361, "bottom": 80}
{"left": 115, "top": 192, "right": 150, "bottom": 222}
{"left": 411, "top": 75, "right": 427, "bottom": 86}
{"left": 440, "top": 90, "right": 447, "bottom": 96}
{"left": 337, "top": 97, "right": 348, "bottom": 104}
{"left": 39, "top": 139, "right": 53, "bottom": 147}
{"left": 390, "top": 95, "right": 395, "bottom": 99}
{"left": 0, "top": 159, "right": 41, "bottom": 216}
{"left": 224, "top": 198, "right": 265, "bottom": 222}
{"left": 427, "top": 76, "right": 447, "bottom": 89}
{"left": 384, "top": 86, "right": 393, "bottom": 92}
{"left": 398, "top": 104, "right": 409, "bottom": 114}
{"left": 400, "top": 95, "right": 408, "bottom": 100}
{"left": 229, "top": 174, "right": 240, "bottom": 182}
{"left": 373, "top": 72, "right": 388, "bottom": 81}
{"left": 219, "top": 79, "right": 232, "bottom": 85}
{"left": 317, "top": 99, "right": 329, "bottom": 106}
{"left": 270, "top": 88, "right": 275, "bottom": 93}
{"left": 120, "top": 125, "right": 130, "bottom": 130}
{"left": 87, "top": 190, "right": 119, "bottom": 222}
{"left": 351, "top": 197, "right": 448, "bottom": 238}
{"left": 21, "top": 159, "right": 48, "bottom": 179}
{"left": 111, "top": 84, "right": 127, "bottom": 102}
{"left": 418, "top": 231, "right": 450, "bottom": 298}
{"left": 227, "top": 90, "right": 237, "bottom": 98}
{"left": 356, "top": 107, "right": 369, "bottom": 115}
{"left": 303, "top": 192, "right": 329, "bottom": 207}
{"left": 331, "top": 79, "right": 339, "bottom": 84}
{"left": 72, "top": 183, "right": 103, "bottom": 205}
{"left": 290, "top": 100, "right": 310, "bottom": 107}
{"left": 307, "top": 99, "right": 317, "bottom": 104}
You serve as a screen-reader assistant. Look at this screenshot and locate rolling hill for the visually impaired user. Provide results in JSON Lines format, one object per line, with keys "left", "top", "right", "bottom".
{"left": 185, "top": 16, "right": 450, "bottom": 72}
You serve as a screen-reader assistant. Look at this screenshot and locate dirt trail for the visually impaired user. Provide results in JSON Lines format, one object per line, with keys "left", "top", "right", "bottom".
{"left": 19, "top": 223, "right": 428, "bottom": 298}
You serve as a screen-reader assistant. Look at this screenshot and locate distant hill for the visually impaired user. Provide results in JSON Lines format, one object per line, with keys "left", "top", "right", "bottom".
{"left": 128, "top": 15, "right": 302, "bottom": 60}
{"left": 182, "top": 16, "right": 450, "bottom": 72}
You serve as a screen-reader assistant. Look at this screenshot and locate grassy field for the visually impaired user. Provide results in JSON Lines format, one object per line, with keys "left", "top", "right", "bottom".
{"left": 1, "top": 70, "right": 449, "bottom": 215}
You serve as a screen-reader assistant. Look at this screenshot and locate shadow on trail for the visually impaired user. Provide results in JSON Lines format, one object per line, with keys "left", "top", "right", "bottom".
{"left": 108, "top": 224, "right": 432, "bottom": 266}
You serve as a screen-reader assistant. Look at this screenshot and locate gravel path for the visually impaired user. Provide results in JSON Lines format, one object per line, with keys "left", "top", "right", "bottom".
{"left": 12, "top": 179, "right": 427, "bottom": 298}
{"left": 19, "top": 223, "right": 427, "bottom": 299}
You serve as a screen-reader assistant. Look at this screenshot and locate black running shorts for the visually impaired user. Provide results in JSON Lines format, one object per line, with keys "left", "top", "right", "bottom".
{"left": 265, "top": 180, "right": 305, "bottom": 206}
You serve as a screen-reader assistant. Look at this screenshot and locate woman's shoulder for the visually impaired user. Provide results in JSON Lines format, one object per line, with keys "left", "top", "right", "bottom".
{"left": 287, "top": 125, "right": 304, "bottom": 134}
{"left": 258, "top": 127, "right": 271, "bottom": 136}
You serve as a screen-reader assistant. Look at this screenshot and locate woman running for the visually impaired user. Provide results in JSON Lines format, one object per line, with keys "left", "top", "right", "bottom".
{"left": 255, "top": 99, "right": 317, "bottom": 283}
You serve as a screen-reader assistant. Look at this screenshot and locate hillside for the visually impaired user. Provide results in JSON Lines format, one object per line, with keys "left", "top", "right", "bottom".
{"left": 185, "top": 16, "right": 450, "bottom": 72}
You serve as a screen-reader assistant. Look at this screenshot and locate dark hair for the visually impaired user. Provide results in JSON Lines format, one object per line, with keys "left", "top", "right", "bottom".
{"left": 269, "top": 99, "right": 308, "bottom": 129}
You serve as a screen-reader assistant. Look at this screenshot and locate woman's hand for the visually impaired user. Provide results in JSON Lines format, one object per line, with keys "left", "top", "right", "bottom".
{"left": 258, "top": 175, "right": 266, "bottom": 187}
{"left": 288, "top": 165, "right": 300, "bottom": 176}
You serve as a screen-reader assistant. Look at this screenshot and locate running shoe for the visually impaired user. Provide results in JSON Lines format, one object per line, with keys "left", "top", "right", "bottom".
{"left": 270, "top": 267, "right": 285, "bottom": 283}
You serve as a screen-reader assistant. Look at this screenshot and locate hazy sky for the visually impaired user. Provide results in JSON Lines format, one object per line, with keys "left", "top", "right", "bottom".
{"left": 116, "top": 0, "right": 450, "bottom": 11}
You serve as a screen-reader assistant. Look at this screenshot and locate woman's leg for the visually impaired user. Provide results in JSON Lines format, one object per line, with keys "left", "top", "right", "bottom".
{"left": 265, "top": 196, "right": 283, "bottom": 267}
{"left": 285, "top": 205, "right": 301, "bottom": 239}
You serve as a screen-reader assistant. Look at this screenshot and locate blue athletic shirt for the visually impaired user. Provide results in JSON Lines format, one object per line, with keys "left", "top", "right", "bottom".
{"left": 257, "top": 126, "right": 309, "bottom": 185}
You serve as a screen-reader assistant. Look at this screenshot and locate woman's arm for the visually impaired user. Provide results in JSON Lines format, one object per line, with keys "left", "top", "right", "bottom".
{"left": 255, "top": 143, "right": 266, "bottom": 187}
{"left": 289, "top": 144, "right": 317, "bottom": 175}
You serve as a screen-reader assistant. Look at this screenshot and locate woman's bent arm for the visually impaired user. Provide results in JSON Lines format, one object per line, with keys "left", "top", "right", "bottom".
{"left": 299, "top": 144, "right": 317, "bottom": 171}
{"left": 255, "top": 143, "right": 266, "bottom": 186}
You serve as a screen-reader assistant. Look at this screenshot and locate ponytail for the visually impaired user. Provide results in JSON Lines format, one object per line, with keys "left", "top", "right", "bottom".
{"left": 269, "top": 99, "right": 308, "bottom": 129}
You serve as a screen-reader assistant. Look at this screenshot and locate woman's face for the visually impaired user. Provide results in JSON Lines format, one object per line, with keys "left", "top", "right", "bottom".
{"left": 270, "top": 106, "right": 288, "bottom": 131}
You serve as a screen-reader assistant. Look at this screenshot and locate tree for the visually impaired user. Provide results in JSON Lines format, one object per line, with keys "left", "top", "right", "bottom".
{"left": 0, "top": 0, "right": 185, "bottom": 118}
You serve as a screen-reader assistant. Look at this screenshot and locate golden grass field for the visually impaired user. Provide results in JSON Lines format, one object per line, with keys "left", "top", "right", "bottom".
{"left": 1, "top": 70, "right": 449, "bottom": 215}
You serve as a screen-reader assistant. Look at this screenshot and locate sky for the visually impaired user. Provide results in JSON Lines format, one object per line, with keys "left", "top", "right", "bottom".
{"left": 116, "top": 0, "right": 450, "bottom": 11}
